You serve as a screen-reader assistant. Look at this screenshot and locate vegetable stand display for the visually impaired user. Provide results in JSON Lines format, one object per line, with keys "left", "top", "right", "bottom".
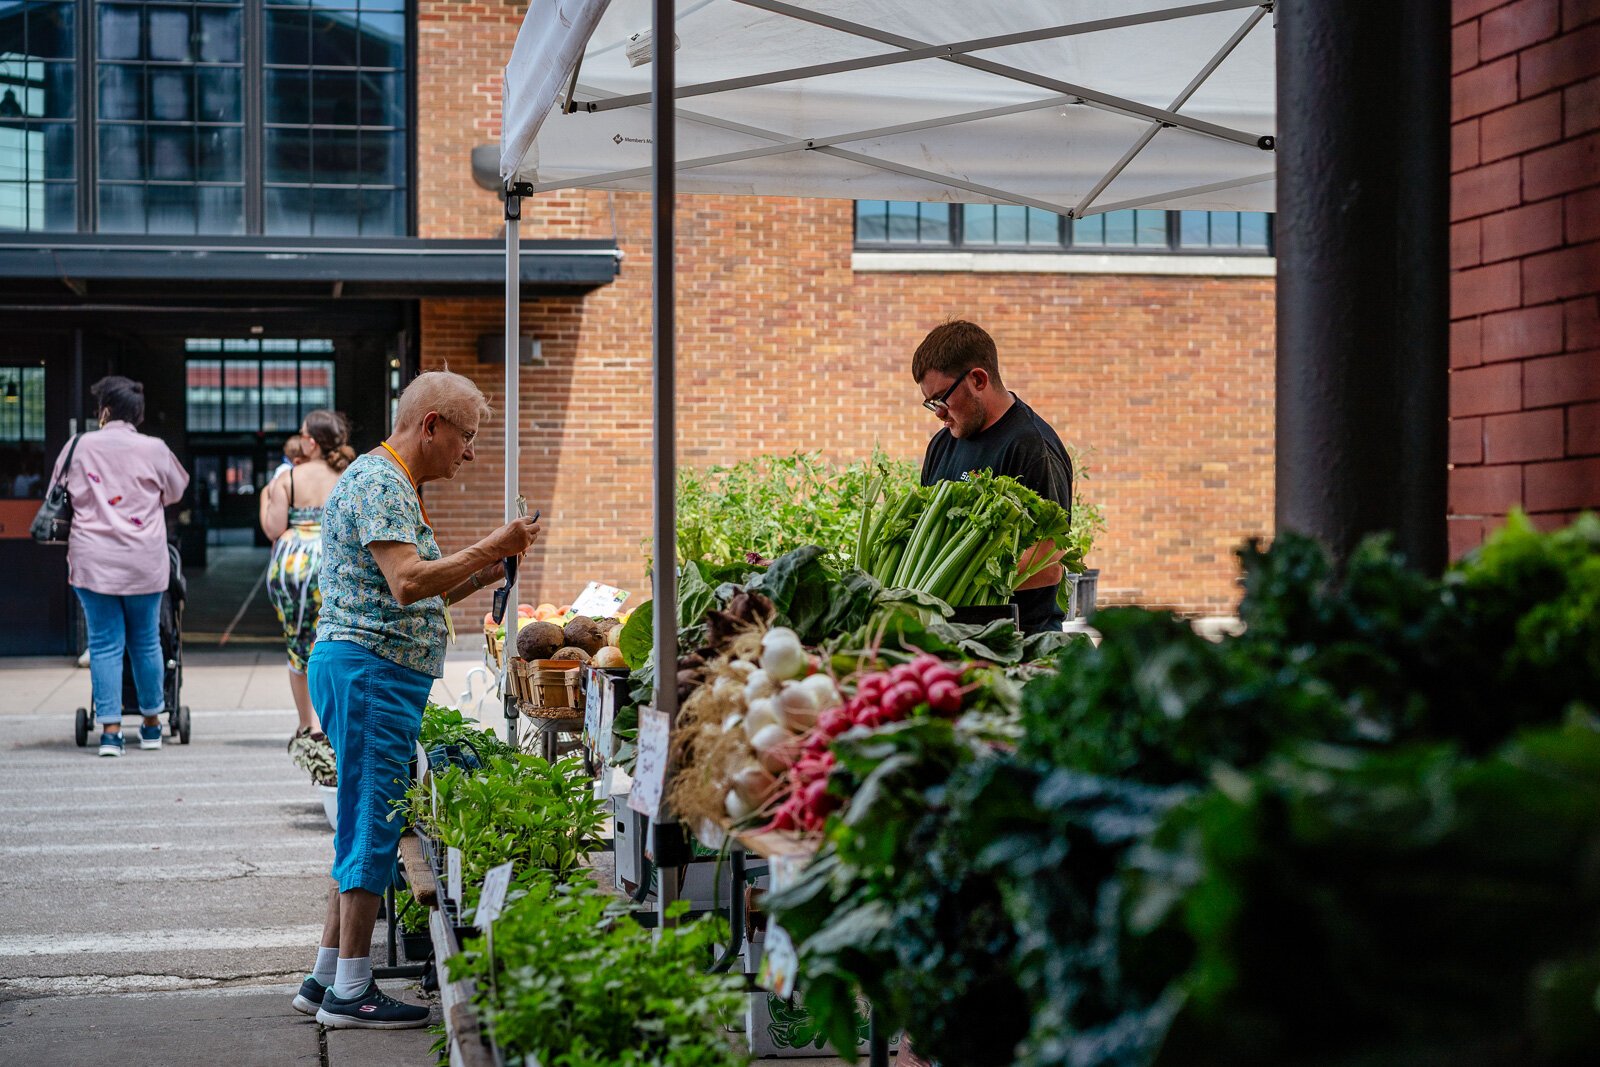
{"left": 572, "top": 516, "right": 1600, "bottom": 1067}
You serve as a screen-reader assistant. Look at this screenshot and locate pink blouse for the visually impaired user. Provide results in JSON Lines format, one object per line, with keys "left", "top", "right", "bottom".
{"left": 50, "top": 422, "right": 190, "bottom": 596}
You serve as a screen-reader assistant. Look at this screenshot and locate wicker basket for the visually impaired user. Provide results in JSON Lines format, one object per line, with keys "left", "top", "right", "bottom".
{"left": 485, "top": 628, "right": 504, "bottom": 666}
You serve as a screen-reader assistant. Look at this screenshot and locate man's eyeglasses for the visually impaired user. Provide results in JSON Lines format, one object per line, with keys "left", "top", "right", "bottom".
{"left": 434, "top": 412, "right": 477, "bottom": 446}
{"left": 922, "top": 370, "right": 971, "bottom": 415}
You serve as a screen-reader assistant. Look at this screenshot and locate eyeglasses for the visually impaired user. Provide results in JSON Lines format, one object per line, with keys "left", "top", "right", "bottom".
{"left": 433, "top": 412, "right": 477, "bottom": 446}
{"left": 921, "top": 370, "right": 972, "bottom": 415}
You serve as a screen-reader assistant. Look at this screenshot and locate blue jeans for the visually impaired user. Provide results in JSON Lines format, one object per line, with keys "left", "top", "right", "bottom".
{"left": 74, "top": 587, "right": 164, "bottom": 725}
{"left": 308, "top": 639, "right": 432, "bottom": 896}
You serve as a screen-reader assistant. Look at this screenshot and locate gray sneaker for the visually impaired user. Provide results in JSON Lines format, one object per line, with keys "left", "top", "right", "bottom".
{"left": 315, "top": 981, "right": 431, "bottom": 1029}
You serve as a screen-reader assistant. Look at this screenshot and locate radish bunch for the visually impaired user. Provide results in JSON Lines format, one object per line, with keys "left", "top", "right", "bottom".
{"left": 759, "top": 655, "right": 969, "bottom": 834}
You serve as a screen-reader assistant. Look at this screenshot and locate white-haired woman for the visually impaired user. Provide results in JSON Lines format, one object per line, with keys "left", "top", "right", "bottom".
{"left": 296, "top": 371, "right": 539, "bottom": 1029}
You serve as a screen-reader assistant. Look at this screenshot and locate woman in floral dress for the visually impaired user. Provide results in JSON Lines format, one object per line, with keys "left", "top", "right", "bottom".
{"left": 261, "top": 409, "right": 353, "bottom": 748}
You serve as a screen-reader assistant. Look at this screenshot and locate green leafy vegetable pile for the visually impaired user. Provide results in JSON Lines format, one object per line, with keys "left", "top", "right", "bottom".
{"left": 856, "top": 470, "right": 1075, "bottom": 608}
{"left": 665, "top": 450, "right": 918, "bottom": 570}
{"left": 769, "top": 512, "right": 1600, "bottom": 1067}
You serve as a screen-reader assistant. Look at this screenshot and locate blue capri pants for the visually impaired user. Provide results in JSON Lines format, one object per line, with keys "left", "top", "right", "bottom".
{"left": 308, "top": 639, "right": 433, "bottom": 896}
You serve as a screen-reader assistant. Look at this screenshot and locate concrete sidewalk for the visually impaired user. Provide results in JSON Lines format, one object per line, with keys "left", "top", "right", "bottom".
{"left": 0, "top": 646, "right": 499, "bottom": 1067}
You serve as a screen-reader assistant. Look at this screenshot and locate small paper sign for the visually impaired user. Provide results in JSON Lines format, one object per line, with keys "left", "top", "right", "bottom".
{"left": 628, "top": 706, "right": 672, "bottom": 818}
{"left": 447, "top": 846, "right": 462, "bottom": 905}
{"left": 477, "top": 861, "right": 514, "bottom": 925}
{"left": 758, "top": 853, "right": 806, "bottom": 996}
{"left": 570, "top": 581, "right": 629, "bottom": 619}
{"left": 583, "top": 670, "right": 606, "bottom": 752}
{"left": 596, "top": 680, "right": 616, "bottom": 759}
{"left": 758, "top": 922, "right": 799, "bottom": 997}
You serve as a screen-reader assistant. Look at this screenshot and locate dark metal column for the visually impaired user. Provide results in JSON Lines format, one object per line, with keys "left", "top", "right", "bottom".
{"left": 1275, "top": 1, "right": 1450, "bottom": 573}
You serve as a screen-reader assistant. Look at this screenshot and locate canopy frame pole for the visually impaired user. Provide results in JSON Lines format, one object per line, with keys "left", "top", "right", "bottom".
{"left": 586, "top": 0, "right": 1262, "bottom": 114}
{"left": 733, "top": 0, "right": 1275, "bottom": 149}
{"left": 502, "top": 183, "right": 531, "bottom": 744}
{"left": 650, "top": 0, "right": 680, "bottom": 933}
{"left": 1073, "top": 6, "right": 1268, "bottom": 218}
{"left": 534, "top": 92, "right": 1083, "bottom": 215}
{"left": 1086, "top": 170, "right": 1274, "bottom": 216}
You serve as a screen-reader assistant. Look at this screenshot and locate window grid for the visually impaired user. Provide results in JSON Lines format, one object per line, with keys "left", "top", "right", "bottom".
{"left": 854, "top": 201, "right": 1273, "bottom": 255}
{"left": 1, "top": 0, "right": 411, "bottom": 234}
{"left": 0, "top": 1, "right": 79, "bottom": 232}
{"left": 184, "top": 342, "right": 336, "bottom": 432}
{"left": 263, "top": 0, "right": 407, "bottom": 236}
{"left": 0, "top": 366, "right": 47, "bottom": 442}
{"left": 95, "top": 0, "right": 248, "bottom": 234}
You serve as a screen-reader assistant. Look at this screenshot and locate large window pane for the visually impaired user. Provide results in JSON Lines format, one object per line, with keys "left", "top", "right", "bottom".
{"left": 147, "top": 6, "right": 192, "bottom": 62}
{"left": 312, "top": 186, "right": 358, "bottom": 235}
{"left": 223, "top": 360, "right": 259, "bottom": 430}
{"left": 359, "top": 12, "right": 404, "bottom": 67}
{"left": 28, "top": 3, "right": 77, "bottom": 60}
{"left": 98, "top": 64, "right": 143, "bottom": 120}
{"left": 149, "top": 125, "right": 194, "bottom": 180}
{"left": 357, "top": 187, "right": 402, "bottom": 234}
{"left": 99, "top": 124, "right": 144, "bottom": 180}
{"left": 261, "top": 360, "right": 299, "bottom": 431}
{"left": 98, "top": 183, "right": 144, "bottom": 231}
{"left": 356, "top": 70, "right": 403, "bottom": 126}
{"left": 197, "top": 125, "right": 241, "bottom": 181}
{"left": 300, "top": 360, "right": 334, "bottom": 413}
{"left": 313, "top": 128, "right": 358, "bottom": 184}
{"left": 265, "top": 68, "right": 309, "bottom": 123}
{"left": 149, "top": 67, "right": 191, "bottom": 120}
{"left": 264, "top": 185, "right": 311, "bottom": 234}
{"left": 265, "top": 8, "right": 309, "bottom": 65}
{"left": 357, "top": 129, "right": 403, "bottom": 184}
{"left": 196, "top": 7, "right": 240, "bottom": 63}
{"left": 196, "top": 66, "right": 240, "bottom": 122}
{"left": 1239, "top": 211, "right": 1270, "bottom": 249}
{"left": 310, "top": 68, "right": 357, "bottom": 124}
{"left": 310, "top": 11, "right": 360, "bottom": 66}
{"left": 197, "top": 184, "right": 242, "bottom": 232}
{"left": 185, "top": 359, "right": 222, "bottom": 431}
{"left": 98, "top": 5, "right": 143, "bottom": 60}
{"left": 265, "top": 127, "right": 311, "bottom": 183}
{"left": 146, "top": 182, "right": 196, "bottom": 232}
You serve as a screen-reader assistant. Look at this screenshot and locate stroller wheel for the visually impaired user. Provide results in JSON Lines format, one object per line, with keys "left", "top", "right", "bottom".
{"left": 75, "top": 707, "right": 90, "bottom": 748}
{"left": 178, "top": 705, "right": 192, "bottom": 745}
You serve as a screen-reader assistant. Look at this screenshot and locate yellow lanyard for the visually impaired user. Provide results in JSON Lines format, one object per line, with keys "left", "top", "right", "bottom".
{"left": 379, "top": 442, "right": 430, "bottom": 527}
{"left": 378, "top": 442, "right": 454, "bottom": 643}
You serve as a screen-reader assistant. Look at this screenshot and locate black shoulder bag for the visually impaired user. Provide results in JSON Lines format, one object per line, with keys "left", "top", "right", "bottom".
{"left": 30, "top": 434, "right": 81, "bottom": 545}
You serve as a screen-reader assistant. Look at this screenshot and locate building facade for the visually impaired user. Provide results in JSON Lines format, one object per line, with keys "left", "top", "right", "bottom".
{"left": 3, "top": 0, "right": 1588, "bottom": 655}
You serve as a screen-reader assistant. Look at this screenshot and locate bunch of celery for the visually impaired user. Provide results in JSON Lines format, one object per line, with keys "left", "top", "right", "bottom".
{"left": 853, "top": 470, "right": 1073, "bottom": 608}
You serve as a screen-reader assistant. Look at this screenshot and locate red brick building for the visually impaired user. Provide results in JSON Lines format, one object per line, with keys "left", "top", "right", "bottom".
{"left": 1447, "top": 0, "right": 1600, "bottom": 553}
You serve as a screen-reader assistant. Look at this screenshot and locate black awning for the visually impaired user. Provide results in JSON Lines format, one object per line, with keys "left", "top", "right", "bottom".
{"left": 0, "top": 236, "right": 621, "bottom": 299}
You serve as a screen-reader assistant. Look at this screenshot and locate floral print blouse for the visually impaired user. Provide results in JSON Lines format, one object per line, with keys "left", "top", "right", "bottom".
{"left": 315, "top": 454, "right": 447, "bottom": 678}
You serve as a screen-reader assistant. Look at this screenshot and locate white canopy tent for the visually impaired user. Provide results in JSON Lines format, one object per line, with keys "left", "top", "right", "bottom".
{"left": 493, "top": 0, "right": 1277, "bottom": 743}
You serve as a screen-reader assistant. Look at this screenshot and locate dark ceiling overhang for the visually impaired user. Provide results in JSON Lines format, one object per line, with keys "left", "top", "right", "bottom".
{"left": 0, "top": 235, "right": 622, "bottom": 300}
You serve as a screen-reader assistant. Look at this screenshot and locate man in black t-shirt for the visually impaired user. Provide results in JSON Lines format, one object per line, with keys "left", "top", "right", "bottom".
{"left": 913, "top": 320, "right": 1074, "bottom": 633}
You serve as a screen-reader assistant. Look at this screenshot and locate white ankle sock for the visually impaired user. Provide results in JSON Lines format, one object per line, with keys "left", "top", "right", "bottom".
{"left": 333, "top": 956, "right": 373, "bottom": 999}
{"left": 312, "top": 947, "right": 338, "bottom": 986}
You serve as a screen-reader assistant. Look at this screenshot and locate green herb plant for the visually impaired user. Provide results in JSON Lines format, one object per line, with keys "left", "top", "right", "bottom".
{"left": 406, "top": 753, "right": 606, "bottom": 921}
{"left": 657, "top": 450, "right": 917, "bottom": 570}
{"left": 446, "top": 883, "right": 749, "bottom": 1067}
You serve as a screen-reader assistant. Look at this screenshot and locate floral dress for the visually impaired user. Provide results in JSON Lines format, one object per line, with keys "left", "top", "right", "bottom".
{"left": 266, "top": 470, "right": 325, "bottom": 673}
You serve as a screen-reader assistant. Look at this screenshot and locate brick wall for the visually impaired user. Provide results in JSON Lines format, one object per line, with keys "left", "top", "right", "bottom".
{"left": 1449, "top": 0, "right": 1600, "bottom": 554}
{"left": 416, "top": 3, "right": 1277, "bottom": 633}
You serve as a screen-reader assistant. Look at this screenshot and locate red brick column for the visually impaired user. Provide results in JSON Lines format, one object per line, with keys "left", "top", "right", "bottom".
{"left": 1449, "top": 0, "right": 1600, "bottom": 555}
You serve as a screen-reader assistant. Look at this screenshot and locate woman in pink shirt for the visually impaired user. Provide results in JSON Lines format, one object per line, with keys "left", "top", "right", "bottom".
{"left": 49, "top": 376, "right": 189, "bottom": 757}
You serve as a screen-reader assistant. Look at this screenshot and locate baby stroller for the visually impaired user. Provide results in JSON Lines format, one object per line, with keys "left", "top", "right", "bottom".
{"left": 74, "top": 541, "right": 192, "bottom": 746}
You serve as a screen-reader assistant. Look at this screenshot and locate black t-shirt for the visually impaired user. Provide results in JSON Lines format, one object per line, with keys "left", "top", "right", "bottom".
{"left": 921, "top": 394, "right": 1074, "bottom": 633}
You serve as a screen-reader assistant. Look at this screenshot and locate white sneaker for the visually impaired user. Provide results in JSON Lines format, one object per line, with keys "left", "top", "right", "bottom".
{"left": 138, "top": 723, "right": 163, "bottom": 750}
{"left": 77, "top": 649, "right": 91, "bottom": 668}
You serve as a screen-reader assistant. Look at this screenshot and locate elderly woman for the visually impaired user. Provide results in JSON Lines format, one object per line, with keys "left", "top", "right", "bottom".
{"left": 49, "top": 376, "right": 189, "bottom": 757}
{"left": 295, "top": 371, "right": 539, "bottom": 1029}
